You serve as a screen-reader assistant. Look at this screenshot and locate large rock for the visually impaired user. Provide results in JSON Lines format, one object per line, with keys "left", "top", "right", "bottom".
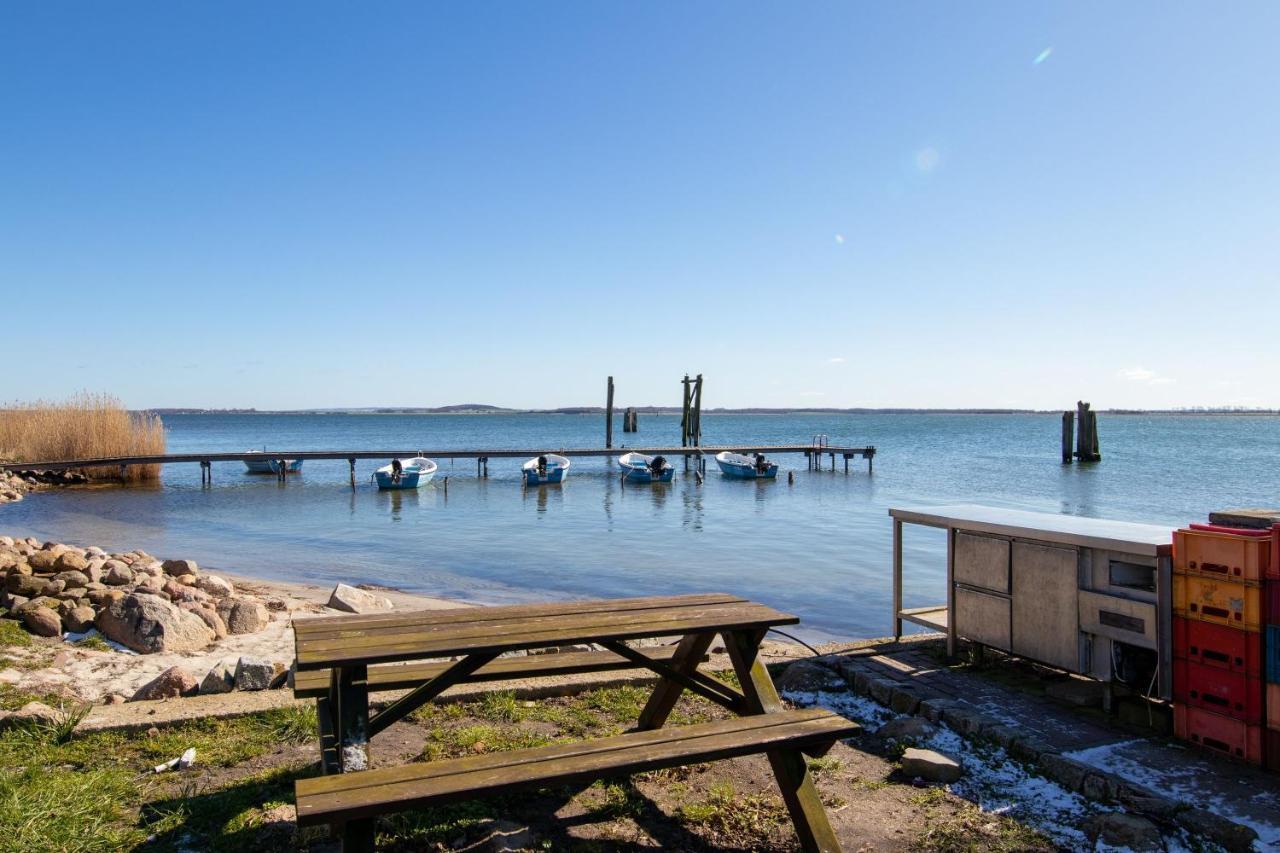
{"left": 102, "top": 561, "right": 134, "bottom": 586}
{"left": 900, "top": 747, "right": 963, "bottom": 783}
{"left": 188, "top": 606, "right": 227, "bottom": 640}
{"left": 200, "top": 662, "right": 235, "bottom": 694}
{"left": 53, "top": 571, "right": 90, "bottom": 589}
{"left": 1083, "top": 813, "right": 1164, "bottom": 852}
{"left": 87, "top": 588, "right": 126, "bottom": 608}
{"left": 97, "top": 593, "right": 215, "bottom": 654}
{"left": 5, "top": 573, "right": 46, "bottom": 598}
{"left": 877, "top": 716, "right": 938, "bottom": 742}
{"left": 219, "top": 599, "right": 269, "bottom": 634}
{"left": 26, "top": 551, "right": 59, "bottom": 572}
{"left": 234, "top": 656, "right": 277, "bottom": 691}
{"left": 55, "top": 552, "right": 89, "bottom": 573}
{"left": 21, "top": 606, "right": 61, "bottom": 637}
{"left": 64, "top": 606, "right": 96, "bottom": 633}
{"left": 775, "top": 660, "right": 843, "bottom": 693}
{"left": 161, "top": 559, "right": 198, "bottom": 577}
{"left": 0, "top": 701, "right": 60, "bottom": 730}
{"left": 326, "top": 583, "right": 394, "bottom": 614}
{"left": 132, "top": 666, "right": 199, "bottom": 700}
{"left": 195, "top": 574, "right": 234, "bottom": 598}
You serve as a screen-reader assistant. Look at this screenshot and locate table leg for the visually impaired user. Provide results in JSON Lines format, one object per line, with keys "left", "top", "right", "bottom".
{"left": 636, "top": 631, "right": 716, "bottom": 730}
{"left": 724, "top": 629, "right": 842, "bottom": 853}
{"left": 892, "top": 518, "right": 903, "bottom": 641}
{"left": 332, "top": 664, "right": 370, "bottom": 772}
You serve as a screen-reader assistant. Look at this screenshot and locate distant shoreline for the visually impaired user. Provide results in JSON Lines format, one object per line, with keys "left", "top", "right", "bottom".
{"left": 146, "top": 407, "right": 1280, "bottom": 417}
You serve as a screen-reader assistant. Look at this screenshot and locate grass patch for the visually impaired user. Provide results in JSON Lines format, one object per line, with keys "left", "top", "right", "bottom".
{"left": 910, "top": 797, "right": 1055, "bottom": 852}
{"left": 679, "top": 781, "right": 787, "bottom": 845}
{"left": 72, "top": 635, "right": 112, "bottom": 652}
{"left": 0, "top": 617, "right": 33, "bottom": 648}
{"left": 0, "top": 764, "right": 145, "bottom": 852}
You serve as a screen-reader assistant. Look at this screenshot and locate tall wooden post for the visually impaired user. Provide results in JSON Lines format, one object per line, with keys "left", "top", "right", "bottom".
{"left": 1061, "top": 411, "right": 1074, "bottom": 463}
{"left": 691, "top": 374, "right": 703, "bottom": 447}
{"left": 680, "top": 375, "right": 692, "bottom": 448}
{"left": 605, "top": 376, "right": 615, "bottom": 449}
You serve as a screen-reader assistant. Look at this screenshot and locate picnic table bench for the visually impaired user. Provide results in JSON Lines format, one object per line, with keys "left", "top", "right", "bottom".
{"left": 292, "top": 593, "right": 858, "bottom": 852}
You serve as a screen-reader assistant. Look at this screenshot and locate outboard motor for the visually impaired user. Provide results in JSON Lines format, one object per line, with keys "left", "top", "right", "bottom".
{"left": 650, "top": 455, "right": 667, "bottom": 474}
{"left": 755, "top": 453, "right": 767, "bottom": 473}
{"left": 537, "top": 455, "right": 548, "bottom": 475}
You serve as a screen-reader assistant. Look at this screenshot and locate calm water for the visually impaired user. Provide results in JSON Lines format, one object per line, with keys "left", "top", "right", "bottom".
{"left": 3, "top": 413, "right": 1277, "bottom": 641}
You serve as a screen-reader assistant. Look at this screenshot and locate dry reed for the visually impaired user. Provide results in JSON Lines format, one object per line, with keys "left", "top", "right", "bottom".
{"left": 0, "top": 393, "right": 165, "bottom": 481}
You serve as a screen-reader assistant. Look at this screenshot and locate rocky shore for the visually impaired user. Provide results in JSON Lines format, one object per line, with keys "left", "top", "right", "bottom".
{"left": 0, "top": 534, "right": 466, "bottom": 706}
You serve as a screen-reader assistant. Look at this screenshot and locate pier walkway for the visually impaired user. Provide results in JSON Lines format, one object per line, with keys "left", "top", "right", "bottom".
{"left": 0, "top": 443, "right": 875, "bottom": 482}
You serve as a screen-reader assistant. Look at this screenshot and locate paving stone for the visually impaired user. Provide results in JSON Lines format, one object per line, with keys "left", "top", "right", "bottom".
{"left": 900, "top": 747, "right": 962, "bottom": 783}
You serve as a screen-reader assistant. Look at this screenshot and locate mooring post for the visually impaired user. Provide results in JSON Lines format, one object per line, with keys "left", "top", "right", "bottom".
{"left": 1061, "top": 411, "right": 1075, "bottom": 463}
{"left": 348, "top": 458, "right": 357, "bottom": 489}
{"left": 680, "top": 375, "right": 691, "bottom": 448}
{"left": 119, "top": 464, "right": 127, "bottom": 482}
{"left": 605, "top": 376, "right": 615, "bottom": 450}
{"left": 867, "top": 449, "right": 874, "bottom": 474}
{"left": 844, "top": 454, "right": 849, "bottom": 474}
{"left": 691, "top": 374, "right": 703, "bottom": 448}
{"left": 483, "top": 457, "right": 489, "bottom": 478}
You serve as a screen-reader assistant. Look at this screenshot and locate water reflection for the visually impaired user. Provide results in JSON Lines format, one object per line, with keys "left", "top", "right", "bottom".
{"left": 377, "top": 488, "right": 420, "bottom": 521}
{"left": 681, "top": 484, "right": 704, "bottom": 531}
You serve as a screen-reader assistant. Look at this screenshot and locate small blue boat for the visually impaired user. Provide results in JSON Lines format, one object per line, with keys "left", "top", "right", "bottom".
{"left": 243, "top": 453, "right": 303, "bottom": 475}
{"left": 522, "top": 453, "right": 570, "bottom": 486}
{"left": 618, "top": 452, "right": 674, "bottom": 483}
{"left": 374, "top": 457, "right": 437, "bottom": 490}
{"left": 715, "top": 451, "right": 778, "bottom": 480}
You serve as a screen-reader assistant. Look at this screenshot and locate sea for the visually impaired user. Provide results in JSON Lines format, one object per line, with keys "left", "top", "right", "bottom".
{"left": 2, "top": 413, "right": 1276, "bottom": 642}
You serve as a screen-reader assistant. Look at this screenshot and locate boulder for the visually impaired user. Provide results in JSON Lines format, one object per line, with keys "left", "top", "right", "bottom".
{"left": 161, "top": 559, "right": 198, "bottom": 577}
{"left": 55, "top": 552, "right": 89, "bottom": 573}
{"left": 5, "top": 573, "right": 46, "bottom": 598}
{"left": 21, "top": 606, "right": 61, "bottom": 637}
{"left": 0, "top": 553, "right": 21, "bottom": 572}
{"left": 103, "top": 561, "right": 134, "bottom": 586}
{"left": 43, "top": 579, "right": 66, "bottom": 596}
{"left": 175, "top": 574, "right": 198, "bottom": 587}
{"left": 97, "top": 593, "right": 215, "bottom": 654}
{"left": 64, "top": 606, "right": 96, "bottom": 633}
{"left": 900, "top": 747, "right": 963, "bottom": 783}
{"left": 200, "top": 662, "right": 235, "bottom": 695}
{"left": 234, "top": 656, "right": 277, "bottom": 691}
{"left": 221, "top": 599, "right": 269, "bottom": 635}
{"left": 877, "top": 716, "right": 938, "bottom": 742}
{"left": 83, "top": 564, "right": 103, "bottom": 584}
{"left": 2, "top": 595, "right": 27, "bottom": 612}
{"left": 775, "top": 660, "right": 843, "bottom": 693}
{"left": 196, "top": 574, "right": 234, "bottom": 598}
{"left": 326, "top": 583, "right": 394, "bottom": 614}
{"left": 132, "top": 666, "right": 199, "bottom": 700}
{"left": 26, "top": 551, "right": 59, "bottom": 572}
{"left": 53, "top": 570, "right": 89, "bottom": 589}
{"left": 1083, "top": 813, "right": 1164, "bottom": 852}
{"left": 0, "top": 701, "right": 60, "bottom": 730}
{"left": 187, "top": 605, "right": 227, "bottom": 640}
{"left": 4, "top": 559, "right": 31, "bottom": 577}
{"left": 87, "top": 588, "right": 125, "bottom": 608}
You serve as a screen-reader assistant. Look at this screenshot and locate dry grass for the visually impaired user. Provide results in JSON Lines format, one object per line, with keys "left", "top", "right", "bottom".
{"left": 0, "top": 393, "right": 165, "bottom": 481}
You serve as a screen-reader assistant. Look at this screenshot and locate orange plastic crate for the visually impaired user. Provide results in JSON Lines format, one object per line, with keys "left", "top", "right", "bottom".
{"left": 1175, "top": 528, "right": 1274, "bottom": 582}
{"left": 1174, "top": 704, "right": 1264, "bottom": 765}
{"left": 1173, "top": 574, "right": 1265, "bottom": 632}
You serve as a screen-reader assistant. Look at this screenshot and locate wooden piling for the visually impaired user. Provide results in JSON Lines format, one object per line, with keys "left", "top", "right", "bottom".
{"left": 348, "top": 458, "right": 357, "bottom": 489}
{"left": 1061, "top": 411, "right": 1074, "bottom": 463}
{"left": 1074, "top": 401, "right": 1101, "bottom": 462}
{"left": 605, "top": 376, "right": 615, "bottom": 449}
{"left": 680, "top": 375, "right": 692, "bottom": 448}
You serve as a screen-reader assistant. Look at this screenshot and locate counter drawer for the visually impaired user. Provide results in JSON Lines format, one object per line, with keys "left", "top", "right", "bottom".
{"left": 954, "top": 532, "right": 1009, "bottom": 593}
{"left": 954, "top": 586, "right": 1011, "bottom": 650}
{"left": 1079, "top": 590, "right": 1157, "bottom": 650}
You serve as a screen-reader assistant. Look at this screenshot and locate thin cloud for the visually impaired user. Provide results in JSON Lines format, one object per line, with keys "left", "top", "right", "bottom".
{"left": 1034, "top": 47, "right": 1053, "bottom": 65}
{"left": 1118, "top": 366, "right": 1175, "bottom": 386}
{"left": 799, "top": 391, "right": 826, "bottom": 397}
{"left": 834, "top": 234, "right": 845, "bottom": 244}
{"left": 827, "top": 357, "right": 846, "bottom": 364}
{"left": 915, "top": 147, "right": 940, "bottom": 173}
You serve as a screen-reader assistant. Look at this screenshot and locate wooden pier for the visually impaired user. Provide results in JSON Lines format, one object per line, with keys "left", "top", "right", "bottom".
{"left": 0, "top": 443, "right": 875, "bottom": 483}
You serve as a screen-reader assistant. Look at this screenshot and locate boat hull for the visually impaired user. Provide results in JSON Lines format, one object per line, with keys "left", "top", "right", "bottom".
{"left": 375, "top": 470, "right": 435, "bottom": 490}
{"left": 716, "top": 459, "right": 778, "bottom": 479}
{"left": 523, "top": 468, "right": 566, "bottom": 485}
{"left": 521, "top": 454, "right": 570, "bottom": 486}
{"left": 621, "top": 465, "right": 674, "bottom": 483}
{"left": 244, "top": 458, "right": 303, "bottom": 474}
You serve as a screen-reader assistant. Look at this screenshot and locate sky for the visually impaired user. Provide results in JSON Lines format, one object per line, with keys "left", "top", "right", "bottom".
{"left": 2, "top": 3, "right": 1278, "bottom": 411}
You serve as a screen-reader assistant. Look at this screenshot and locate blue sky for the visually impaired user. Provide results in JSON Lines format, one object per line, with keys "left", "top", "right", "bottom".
{"left": 2, "top": 3, "right": 1277, "bottom": 410}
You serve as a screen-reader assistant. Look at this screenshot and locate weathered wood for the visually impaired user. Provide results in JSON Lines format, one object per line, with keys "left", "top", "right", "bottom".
{"left": 597, "top": 639, "right": 744, "bottom": 712}
{"left": 293, "top": 645, "right": 692, "bottom": 699}
{"left": 294, "top": 603, "right": 793, "bottom": 670}
{"left": 724, "top": 629, "right": 843, "bottom": 852}
{"left": 295, "top": 708, "right": 858, "bottom": 826}
{"left": 636, "top": 631, "right": 717, "bottom": 729}
{"left": 1061, "top": 411, "right": 1074, "bottom": 463}
{"left": 605, "top": 376, "right": 615, "bottom": 449}
{"left": 334, "top": 664, "right": 369, "bottom": 772}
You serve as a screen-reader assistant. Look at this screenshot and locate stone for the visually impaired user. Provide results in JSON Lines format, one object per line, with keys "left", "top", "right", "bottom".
{"left": 64, "top": 606, "right": 96, "bottom": 633}
{"left": 867, "top": 677, "right": 896, "bottom": 706}
{"left": 1083, "top": 812, "right": 1165, "bottom": 852}
{"left": 43, "top": 579, "right": 66, "bottom": 596}
{"left": 2, "top": 595, "right": 27, "bottom": 611}
{"left": 87, "top": 588, "right": 125, "bottom": 608}
{"left": 97, "top": 593, "right": 215, "bottom": 654}
{"left": 1038, "top": 753, "right": 1089, "bottom": 792}
{"left": 175, "top": 574, "right": 198, "bottom": 587}
{"left": 1045, "top": 678, "right": 1107, "bottom": 708}
{"left": 900, "top": 747, "right": 963, "bottom": 783}
{"left": 21, "top": 606, "right": 61, "bottom": 637}
{"left": 83, "top": 564, "right": 103, "bottom": 585}
{"left": 190, "top": 606, "right": 227, "bottom": 640}
{"left": 102, "top": 561, "right": 133, "bottom": 585}
{"left": 1177, "top": 807, "right": 1258, "bottom": 853}
{"left": 195, "top": 574, "right": 234, "bottom": 598}
{"left": 132, "top": 666, "right": 199, "bottom": 701}
{"left": 5, "top": 573, "right": 46, "bottom": 598}
{"left": 55, "top": 552, "right": 89, "bottom": 573}
{"left": 325, "top": 582, "right": 393, "bottom": 614}
{"left": 103, "top": 693, "right": 126, "bottom": 705}
{"left": 918, "top": 697, "right": 962, "bottom": 724}
{"left": 26, "top": 551, "right": 59, "bottom": 572}
{"left": 53, "top": 570, "right": 89, "bottom": 589}
{"left": 221, "top": 599, "right": 269, "bottom": 635}
{"left": 161, "top": 559, "right": 198, "bottom": 577}
{"left": 0, "top": 701, "right": 60, "bottom": 730}
{"left": 775, "top": 660, "right": 843, "bottom": 694}
{"left": 200, "top": 662, "right": 235, "bottom": 694}
{"left": 234, "top": 656, "right": 277, "bottom": 691}
{"left": 888, "top": 687, "right": 921, "bottom": 716}
{"left": 876, "top": 716, "right": 937, "bottom": 742}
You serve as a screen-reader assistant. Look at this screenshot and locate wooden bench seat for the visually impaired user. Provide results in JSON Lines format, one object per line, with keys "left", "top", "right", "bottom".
{"left": 296, "top": 707, "right": 859, "bottom": 847}
{"left": 293, "top": 645, "right": 690, "bottom": 700}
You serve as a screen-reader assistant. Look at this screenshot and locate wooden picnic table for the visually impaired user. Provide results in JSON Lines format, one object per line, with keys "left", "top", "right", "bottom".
{"left": 292, "top": 592, "right": 854, "bottom": 852}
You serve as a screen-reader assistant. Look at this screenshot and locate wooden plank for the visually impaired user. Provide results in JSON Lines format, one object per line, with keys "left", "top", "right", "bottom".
{"left": 293, "top": 593, "right": 745, "bottom": 636}
{"left": 295, "top": 606, "right": 796, "bottom": 670}
{"left": 597, "top": 639, "right": 742, "bottom": 712}
{"left": 367, "top": 652, "right": 497, "bottom": 738}
{"left": 293, "top": 645, "right": 689, "bottom": 699}
{"left": 295, "top": 709, "right": 857, "bottom": 823}
{"left": 636, "top": 632, "right": 717, "bottom": 729}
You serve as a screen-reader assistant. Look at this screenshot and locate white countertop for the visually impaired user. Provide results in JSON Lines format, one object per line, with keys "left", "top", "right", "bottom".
{"left": 889, "top": 503, "right": 1173, "bottom": 556}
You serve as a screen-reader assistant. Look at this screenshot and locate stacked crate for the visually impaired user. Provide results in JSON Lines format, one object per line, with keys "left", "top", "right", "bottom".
{"left": 1171, "top": 523, "right": 1277, "bottom": 765}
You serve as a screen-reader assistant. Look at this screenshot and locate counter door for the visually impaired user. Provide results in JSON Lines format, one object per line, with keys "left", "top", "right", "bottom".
{"left": 1012, "top": 541, "right": 1081, "bottom": 672}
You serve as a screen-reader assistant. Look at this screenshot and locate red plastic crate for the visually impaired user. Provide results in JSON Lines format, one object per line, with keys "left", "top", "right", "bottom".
{"left": 1175, "top": 527, "right": 1274, "bottom": 582}
{"left": 1268, "top": 728, "right": 1280, "bottom": 770}
{"left": 1173, "top": 616, "right": 1264, "bottom": 678}
{"left": 1174, "top": 704, "right": 1264, "bottom": 765}
{"left": 1174, "top": 658, "right": 1264, "bottom": 723}
{"left": 1269, "top": 683, "right": 1280, "bottom": 730}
